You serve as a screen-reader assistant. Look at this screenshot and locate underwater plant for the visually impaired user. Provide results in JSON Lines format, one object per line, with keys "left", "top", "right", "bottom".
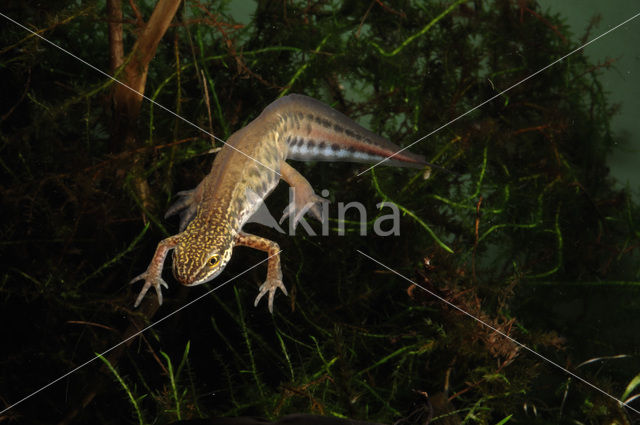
{"left": 1, "top": 1, "right": 639, "bottom": 423}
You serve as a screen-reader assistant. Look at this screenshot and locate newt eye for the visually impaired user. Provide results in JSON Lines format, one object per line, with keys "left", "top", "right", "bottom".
{"left": 208, "top": 255, "right": 220, "bottom": 268}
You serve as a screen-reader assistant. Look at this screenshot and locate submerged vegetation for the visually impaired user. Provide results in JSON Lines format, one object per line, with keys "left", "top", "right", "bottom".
{"left": 1, "top": 0, "right": 639, "bottom": 424}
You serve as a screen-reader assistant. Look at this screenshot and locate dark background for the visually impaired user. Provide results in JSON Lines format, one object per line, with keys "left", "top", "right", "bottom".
{"left": 1, "top": 1, "right": 639, "bottom": 424}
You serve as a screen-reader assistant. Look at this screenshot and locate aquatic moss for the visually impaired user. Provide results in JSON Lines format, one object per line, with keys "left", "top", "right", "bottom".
{"left": 0, "top": 0, "right": 638, "bottom": 424}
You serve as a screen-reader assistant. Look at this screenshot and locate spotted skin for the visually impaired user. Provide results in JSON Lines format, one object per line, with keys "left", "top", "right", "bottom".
{"left": 131, "top": 94, "right": 429, "bottom": 311}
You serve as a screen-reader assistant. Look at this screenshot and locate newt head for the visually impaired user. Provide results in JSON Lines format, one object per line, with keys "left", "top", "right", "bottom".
{"left": 171, "top": 220, "right": 235, "bottom": 287}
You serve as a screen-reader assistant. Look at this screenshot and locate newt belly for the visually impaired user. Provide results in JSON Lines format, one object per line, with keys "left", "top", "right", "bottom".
{"left": 130, "top": 94, "right": 431, "bottom": 312}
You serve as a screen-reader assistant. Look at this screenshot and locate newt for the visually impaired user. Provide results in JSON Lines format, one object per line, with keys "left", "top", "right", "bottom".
{"left": 131, "top": 94, "right": 431, "bottom": 312}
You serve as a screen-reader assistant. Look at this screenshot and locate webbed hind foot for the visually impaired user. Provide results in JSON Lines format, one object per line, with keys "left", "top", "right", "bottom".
{"left": 165, "top": 182, "right": 204, "bottom": 231}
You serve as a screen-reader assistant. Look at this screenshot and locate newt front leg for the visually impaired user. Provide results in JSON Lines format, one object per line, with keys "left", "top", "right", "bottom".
{"left": 130, "top": 234, "right": 181, "bottom": 307}
{"left": 235, "top": 231, "right": 285, "bottom": 313}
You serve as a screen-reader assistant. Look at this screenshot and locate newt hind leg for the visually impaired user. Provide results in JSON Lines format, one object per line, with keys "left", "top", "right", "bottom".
{"left": 279, "top": 161, "right": 327, "bottom": 227}
{"left": 165, "top": 181, "right": 205, "bottom": 232}
{"left": 235, "top": 231, "right": 285, "bottom": 313}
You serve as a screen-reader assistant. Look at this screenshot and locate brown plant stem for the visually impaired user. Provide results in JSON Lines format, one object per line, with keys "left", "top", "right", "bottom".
{"left": 109, "top": 0, "right": 182, "bottom": 216}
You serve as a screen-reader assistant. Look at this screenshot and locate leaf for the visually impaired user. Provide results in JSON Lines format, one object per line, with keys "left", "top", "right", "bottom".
{"left": 621, "top": 371, "right": 640, "bottom": 402}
